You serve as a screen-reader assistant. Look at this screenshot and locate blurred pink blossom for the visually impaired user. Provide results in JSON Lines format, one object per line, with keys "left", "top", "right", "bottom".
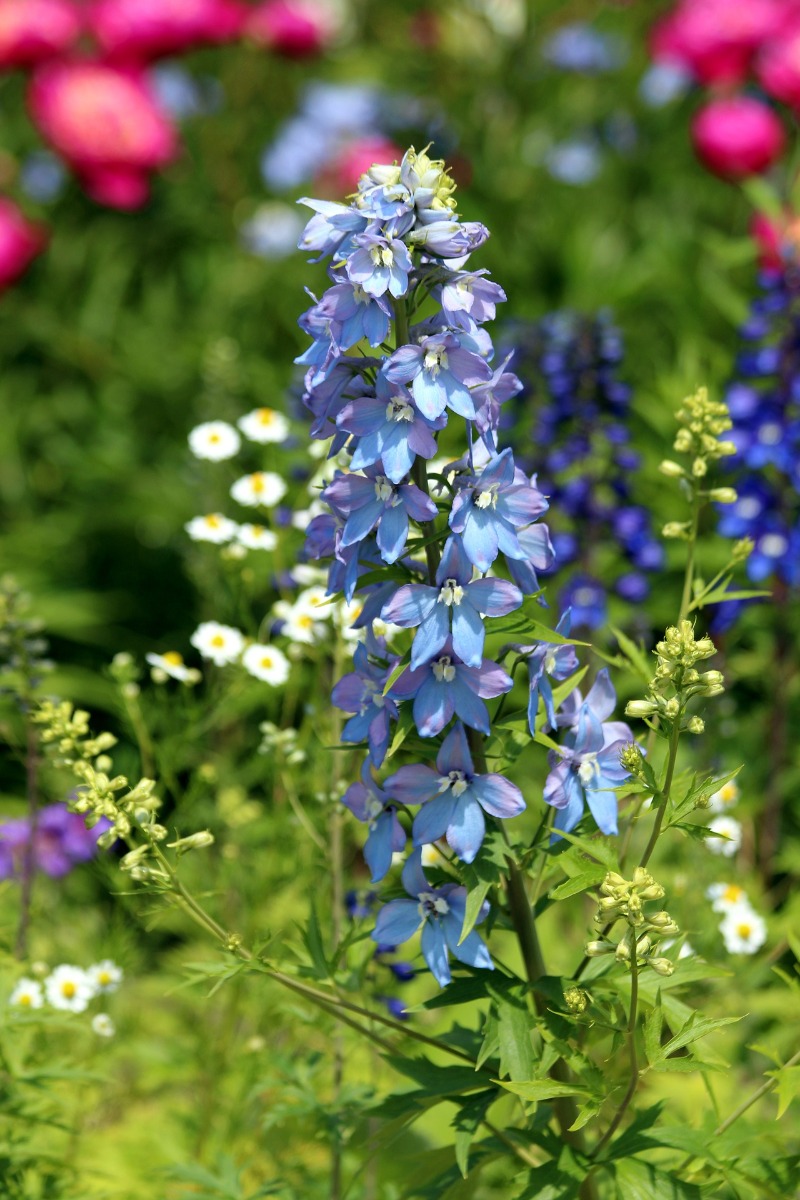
{"left": 757, "top": 25, "right": 800, "bottom": 111}
{"left": 29, "top": 61, "right": 179, "bottom": 209}
{"left": 245, "top": 0, "right": 334, "bottom": 58}
{"left": 315, "top": 136, "right": 403, "bottom": 196}
{"left": 0, "top": 197, "right": 47, "bottom": 293}
{"left": 0, "top": 0, "right": 82, "bottom": 71}
{"left": 651, "top": 0, "right": 793, "bottom": 85}
{"left": 691, "top": 95, "right": 785, "bottom": 179}
{"left": 88, "top": 0, "right": 245, "bottom": 63}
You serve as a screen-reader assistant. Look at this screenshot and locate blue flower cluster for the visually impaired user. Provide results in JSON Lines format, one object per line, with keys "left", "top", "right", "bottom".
{"left": 501, "top": 311, "right": 664, "bottom": 628}
{"left": 296, "top": 149, "right": 634, "bottom": 986}
{"left": 716, "top": 267, "right": 800, "bottom": 603}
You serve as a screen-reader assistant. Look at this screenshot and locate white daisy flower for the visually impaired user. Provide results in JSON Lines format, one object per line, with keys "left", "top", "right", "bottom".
{"left": 242, "top": 643, "right": 291, "bottom": 685}
{"left": 237, "top": 407, "right": 290, "bottom": 444}
{"left": 9, "top": 978, "right": 44, "bottom": 1009}
{"left": 45, "top": 965, "right": 95, "bottom": 1013}
{"left": 188, "top": 420, "right": 241, "bottom": 461}
{"left": 237, "top": 523, "right": 278, "bottom": 551}
{"left": 706, "top": 882, "right": 749, "bottom": 913}
{"left": 185, "top": 513, "right": 239, "bottom": 543}
{"left": 91, "top": 1012, "right": 116, "bottom": 1038}
{"left": 295, "top": 586, "right": 335, "bottom": 620}
{"left": 190, "top": 621, "right": 245, "bottom": 666}
{"left": 720, "top": 906, "right": 767, "bottom": 955}
{"left": 88, "top": 960, "right": 123, "bottom": 994}
{"left": 336, "top": 598, "right": 365, "bottom": 642}
{"left": 370, "top": 615, "right": 402, "bottom": 644}
{"left": 230, "top": 472, "right": 287, "bottom": 508}
{"left": 291, "top": 564, "right": 328, "bottom": 587}
{"left": 145, "top": 651, "right": 200, "bottom": 684}
{"left": 272, "top": 600, "right": 327, "bottom": 646}
{"left": 708, "top": 779, "right": 739, "bottom": 814}
{"left": 420, "top": 841, "right": 449, "bottom": 869}
{"left": 707, "top": 816, "right": 742, "bottom": 857}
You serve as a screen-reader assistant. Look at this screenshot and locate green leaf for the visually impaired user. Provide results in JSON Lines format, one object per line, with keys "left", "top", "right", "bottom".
{"left": 766, "top": 1064, "right": 800, "bottom": 1119}
{"left": 655, "top": 1011, "right": 741, "bottom": 1063}
{"left": 382, "top": 647, "right": 411, "bottom": 696}
{"left": 609, "top": 626, "right": 653, "bottom": 684}
{"left": 694, "top": 585, "right": 770, "bottom": 607}
{"left": 549, "top": 866, "right": 606, "bottom": 901}
{"left": 386, "top": 704, "right": 416, "bottom": 758}
{"left": 451, "top": 1089, "right": 496, "bottom": 1177}
{"left": 545, "top": 828, "right": 618, "bottom": 869}
{"left": 486, "top": 979, "right": 535, "bottom": 1082}
{"left": 643, "top": 992, "right": 664, "bottom": 1068}
{"left": 495, "top": 1079, "right": 591, "bottom": 1103}
{"left": 611, "top": 1158, "right": 703, "bottom": 1199}
{"left": 385, "top": 1057, "right": 486, "bottom": 1099}
{"left": 300, "top": 901, "right": 329, "bottom": 980}
{"left": 459, "top": 831, "right": 507, "bottom": 943}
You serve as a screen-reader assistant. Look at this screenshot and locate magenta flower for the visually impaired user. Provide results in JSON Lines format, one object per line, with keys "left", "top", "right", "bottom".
{"left": 0, "top": 198, "right": 47, "bottom": 294}
{"left": 0, "top": 0, "right": 82, "bottom": 70}
{"left": 89, "top": 0, "right": 245, "bottom": 63}
{"left": 28, "top": 62, "right": 178, "bottom": 209}
{"left": 245, "top": 0, "right": 333, "bottom": 59}
{"left": 691, "top": 96, "right": 785, "bottom": 181}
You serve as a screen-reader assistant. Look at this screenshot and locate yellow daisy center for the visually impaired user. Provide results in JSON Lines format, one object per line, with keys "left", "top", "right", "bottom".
{"left": 736, "top": 924, "right": 752, "bottom": 939}
{"left": 251, "top": 474, "right": 266, "bottom": 494}
{"left": 722, "top": 885, "right": 743, "bottom": 904}
{"left": 258, "top": 409, "right": 276, "bottom": 425}
{"left": 260, "top": 656, "right": 274, "bottom": 669}
{"left": 61, "top": 981, "right": 77, "bottom": 999}
{"left": 206, "top": 515, "right": 221, "bottom": 528}
{"left": 19, "top": 993, "right": 32, "bottom": 1006}
{"left": 163, "top": 652, "right": 184, "bottom": 667}
{"left": 211, "top": 635, "right": 226, "bottom": 648}
{"left": 98, "top": 972, "right": 111, "bottom": 986}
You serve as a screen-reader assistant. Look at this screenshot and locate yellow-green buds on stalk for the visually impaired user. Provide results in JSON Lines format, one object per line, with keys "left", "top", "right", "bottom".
{"left": 167, "top": 830, "right": 215, "bottom": 855}
{"left": 586, "top": 870, "right": 678, "bottom": 977}
{"left": 564, "top": 986, "right": 590, "bottom": 1014}
{"left": 625, "top": 620, "right": 724, "bottom": 733}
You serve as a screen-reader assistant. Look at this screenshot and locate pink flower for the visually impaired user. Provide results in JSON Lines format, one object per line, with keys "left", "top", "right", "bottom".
{"left": 0, "top": 198, "right": 47, "bottom": 293}
{"left": 757, "top": 25, "right": 800, "bottom": 111}
{"left": 692, "top": 95, "right": 785, "bottom": 179}
{"left": 750, "top": 210, "right": 800, "bottom": 268}
{"left": 88, "top": 0, "right": 245, "bottom": 63}
{"left": 29, "top": 61, "right": 179, "bottom": 209}
{"left": 315, "top": 137, "right": 403, "bottom": 196}
{"left": 0, "top": 0, "right": 82, "bottom": 71}
{"left": 245, "top": 0, "right": 334, "bottom": 58}
{"left": 651, "top": 0, "right": 791, "bottom": 85}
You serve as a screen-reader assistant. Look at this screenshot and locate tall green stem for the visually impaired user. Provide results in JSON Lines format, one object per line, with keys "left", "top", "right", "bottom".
{"left": 592, "top": 955, "right": 639, "bottom": 1159}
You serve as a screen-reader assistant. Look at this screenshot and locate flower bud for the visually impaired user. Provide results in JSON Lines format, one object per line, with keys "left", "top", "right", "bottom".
{"left": 732, "top": 537, "right": 754, "bottom": 563}
{"left": 716, "top": 440, "right": 737, "bottom": 456}
{"left": 662, "top": 522, "right": 690, "bottom": 539}
{"left": 691, "top": 457, "right": 708, "bottom": 478}
{"left": 659, "top": 460, "right": 685, "bottom": 478}
{"left": 686, "top": 716, "right": 705, "bottom": 734}
{"left": 167, "top": 830, "right": 215, "bottom": 854}
{"left": 585, "top": 940, "right": 614, "bottom": 957}
{"left": 708, "top": 487, "right": 737, "bottom": 504}
{"left": 649, "top": 957, "right": 675, "bottom": 977}
{"left": 564, "top": 987, "right": 589, "bottom": 1014}
{"left": 625, "top": 699, "right": 657, "bottom": 718}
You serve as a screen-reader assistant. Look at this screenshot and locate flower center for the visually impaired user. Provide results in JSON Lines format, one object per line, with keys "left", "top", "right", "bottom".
{"left": 722, "top": 885, "right": 743, "bottom": 903}
{"left": 374, "top": 477, "right": 395, "bottom": 503}
{"left": 438, "top": 769, "right": 469, "bottom": 796}
{"left": 759, "top": 533, "right": 787, "bottom": 558}
{"left": 251, "top": 474, "right": 266, "bottom": 494}
{"left": 386, "top": 397, "right": 414, "bottom": 422}
{"left": 19, "top": 993, "right": 32, "bottom": 1006}
{"left": 61, "top": 981, "right": 77, "bottom": 999}
{"left": 423, "top": 347, "right": 448, "bottom": 377}
{"left": 577, "top": 754, "right": 599, "bottom": 786}
{"left": 438, "top": 579, "right": 464, "bottom": 607}
{"left": 736, "top": 923, "right": 752, "bottom": 939}
{"left": 432, "top": 656, "right": 456, "bottom": 683}
{"left": 544, "top": 649, "right": 558, "bottom": 674}
{"left": 257, "top": 408, "right": 276, "bottom": 425}
{"left": 353, "top": 283, "right": 369, "bottom": 304}
{"left": 418, "top": 890, "right": 450, "bottom": 918}
{"left": 211, "top": 635, "right": 226, "bottom": 648}
{"left": 475, "top": 487, "right": 497, "bottom": 510}
{"left": 163, "top": 652, "right": 184, "bottom": 666}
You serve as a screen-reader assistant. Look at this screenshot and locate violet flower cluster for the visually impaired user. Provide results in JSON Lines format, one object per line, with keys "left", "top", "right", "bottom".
{"left": 714, "top": 263, "right": 800, "bottom": 622}
{"left": 296, "top": 148, "right": 634, "bottom": 987}
{"left": 0, "top": 803, "right": 110, "bottom": 880}
{"left": 502, "top": 312, "right": 664, "bottom": 628}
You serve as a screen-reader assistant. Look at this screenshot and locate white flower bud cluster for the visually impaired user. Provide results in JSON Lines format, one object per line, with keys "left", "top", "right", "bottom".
{"left": 585, "top": 869, "right": 679, "bottom": 977}
{"left": 624, "top": 620, "right": 724, "bottom": 732}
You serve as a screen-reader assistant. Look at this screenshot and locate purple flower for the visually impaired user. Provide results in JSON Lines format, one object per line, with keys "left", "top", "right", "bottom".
{"left": 371, "top": 849, "right": 493, "bottom": 987}
{"left": 512, "top": 609, "right": 579, "bottom": 733}
{"left": 386, "top": 723, "right": 524, "bottom": 863}
{"left": 382, "top": 535, "right": 522, "bottom": 668}
{"left": 385, "top": 332, "right": 492, "bottom": 421}
{"left": 322, "top": 466, "right": 437, "bottom": 565}
{"left": 297, "top": 198, "right": 368, "bottom": 260}
{"left": 407, "top": 220, "right": 490, "bottom": 257}
{"left": 472, "top": 357, "right": 524, "bottom": 452}
{"left": 343, "top": 759, "right": 405, "bottom": 882}
{"left": 313, "top": 280, "right": 393, "bottom": 350}
{"left": 332, "top": 642, "right": 400, "bottom": 766}
{"left": 0, "top": 804, "right": 111, "bottom": 880}
{"left": 346, "top": 229, "right": 413, "bottom": 299}
{"left": 338, "top": 374, "right": 445, "bottom": 484}
{"left": 557, "top": 573, "right": 606, "bottom": 630}
{"left": 449, "top": 448, "right": 549, "bottom": 573}
{"left": 389, "top": 637, "right": 513, "bottom": 738}
{"left": 506, "top": 522, "right": 556, "bottom": 595}
{"left": 437, "top": 270, "right": 506, "bottom": 331}
{"left": 544, "top": 678, "right": 635, "bottom": 837}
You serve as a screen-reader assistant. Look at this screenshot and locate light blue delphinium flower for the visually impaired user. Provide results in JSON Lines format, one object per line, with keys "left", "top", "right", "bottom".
{"left": 343, "top": 759, "right": 405, "bottom": 882}
{"left": 448, "top": 448, "right": 549, "bottom": 573}
{"left": 322, "top": 466, "right": 437, "bottom": 564}
{"left": 389, "top": 638, "right": 512, "bottom": 738}
{"left": 544, "top": 682, "right": 635, "bottom": 837}
{"left": 512, "top": 608, "right": 579, "bottom": 734}
{"left": 331, "top": 643, "right": 400, "bottom": 767}
{"left": 339, "top": 373, "right": 445, "bottom": 484}
{"left": 385, "top": 331, "right": 492, "bottom": 420}
{"left": 371, "top": 849, "right": 493, "bottom": 987}
{"left": 382, "top": 534, "right": 522, "bottom": 668}
{"left": 386, "top": 722, "right": 524, "bottom": 863}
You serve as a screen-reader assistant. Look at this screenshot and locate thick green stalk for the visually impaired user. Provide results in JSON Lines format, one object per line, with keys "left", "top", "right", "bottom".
{"left": 591, "top": 954, "right": 639, "bottom": 1159}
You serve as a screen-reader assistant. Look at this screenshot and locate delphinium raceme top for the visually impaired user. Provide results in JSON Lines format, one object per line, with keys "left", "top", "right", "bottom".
{"left": 500, "top": 312, "right": 664, "bottom": 629}
{"left": 295, "top": 148, "right": 635, "bottom": 987}
{"left": 714, "top": 258, "right": 800, "bottom": 620}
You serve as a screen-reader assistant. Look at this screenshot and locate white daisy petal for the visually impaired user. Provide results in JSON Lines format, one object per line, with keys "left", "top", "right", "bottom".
{"left": 188, "top": 421, "right": 241, "bottom": 462}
